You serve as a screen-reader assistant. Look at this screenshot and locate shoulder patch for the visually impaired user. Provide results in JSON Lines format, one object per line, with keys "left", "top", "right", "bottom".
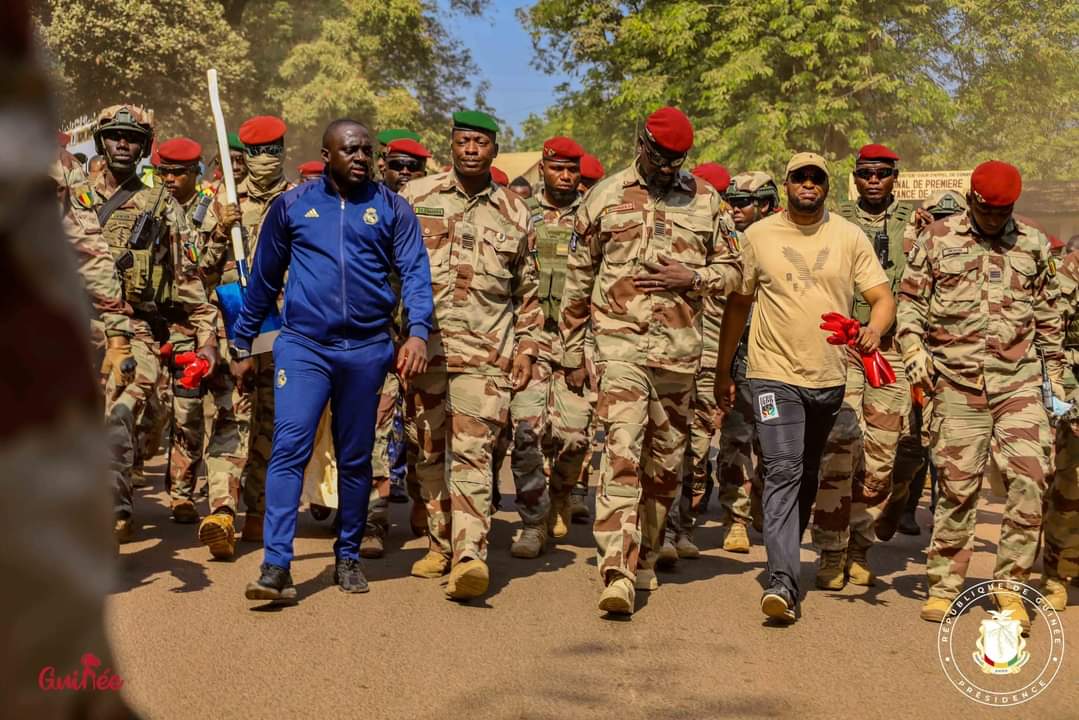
{"left": 415, "top": 206, "right": 445, "bottom": 217}
{"left": 72, "top": 183, "right": 96, "bottom": 210}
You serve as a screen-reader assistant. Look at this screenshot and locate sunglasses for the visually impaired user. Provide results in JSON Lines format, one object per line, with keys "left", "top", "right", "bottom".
{"left": 728, "top": 196, "right": 757, "bottom": 208}
{"left": 853, "top": 167, "right": 896, "bottom": 180}
{"left": 788, "top": 168, "right": 828, "bottom": 185}
{"left": 386, "top": 158, "right": 424, "bottom": 172}
{"left": 641, "top": 133, "right": 686, "bottom": 169}
{"left": 245, "top": 142, "right": 284, "bottom": 157}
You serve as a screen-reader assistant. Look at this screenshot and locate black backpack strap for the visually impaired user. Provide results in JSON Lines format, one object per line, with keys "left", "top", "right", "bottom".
{"left": 96, "top": 180, "right": 140, "bottom": 226}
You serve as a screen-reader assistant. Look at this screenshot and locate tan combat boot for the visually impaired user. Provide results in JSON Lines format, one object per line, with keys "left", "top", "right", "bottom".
{"left": 920, "top": 596, "right": 952, "bottom": 623}
{"left": 816, "top": 550, "right": 847, "bottom": 590}
{"left": 197, "top": 512, "right": 236, "bottom": 560}
{"left": 996, "top": 591, "right": 1031, "bottom": 636}
{"left": 241, "top": 513, "right": 263, "bottom": 543}
{"left": 1042, "top": 576, "right": 1068, "bottom": 612}
{"left": 548, "top": 499, "right": 570, "bottom": 539}
{"left": 511, "top": 525, "right": 547, "bottom": 559}
{"left": 598, "top": 576, "right": 635, "bottom": 615}
{"left": 656, "top": 539, "right": 679, "bottom": 569}
{"left": 411, "top": 550, "right": 450, "bottom": 578}
{"left": 675, "top": 532, "right": 700, "bottom": 559}
{"left": 723, "top": 522, "right": 751, "bottom": 554}
{"left": 360, "top": 530, "right": 385, "bottom": 559}
{"left": 846, "top": 542, "right": 876, "bottom": 586}
{"left": 114, "top": 516, "right": 135, "bottom": 544}
{"left": 634, "top": 567, "right": 659, "bottom": 591}
{"left": 171, "top": 499, "right": 199, "bottom": 524}
{"left": 445, "top": 559, "right": 489, "bottom": 600}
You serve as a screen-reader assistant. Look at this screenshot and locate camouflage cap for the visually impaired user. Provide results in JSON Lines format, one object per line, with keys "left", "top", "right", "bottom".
{"left": 95, "top": 104, "right": 153, "bottom": 136}
{"left": 924, "top": 189, "right": 967, "bottom": 217}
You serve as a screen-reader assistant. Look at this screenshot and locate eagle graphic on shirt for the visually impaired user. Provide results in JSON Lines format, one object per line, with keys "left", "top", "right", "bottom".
{"left": 781, "top": 246, "right": 830, "bottom": 294}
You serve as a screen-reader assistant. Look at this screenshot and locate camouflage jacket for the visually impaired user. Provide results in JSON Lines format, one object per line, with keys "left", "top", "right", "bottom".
{"left": 896, "top": 211, "right": 1064, "bottom": 395}
{"left": 527, "top": 188, "right": 582, "bottom": 363}
{"left": 54, "top": 151, "right": 132, "bottom": 339}
{"left": 399, "top": 170, "right": 543, "bottom": 376}
{"left": 91, "top": 171, "right": 218, "bottom": 348}
{"left": 839, "top": 197, "right": 914, "bottom": 329}
{"left": 204, "top": 176, "right": 296, "bottom": 291}
{"left": 1058, "top": 250, "right": 1079, "bottom": 378}
{"left": 559, "top": 163, "right": 742, "bottom": 374}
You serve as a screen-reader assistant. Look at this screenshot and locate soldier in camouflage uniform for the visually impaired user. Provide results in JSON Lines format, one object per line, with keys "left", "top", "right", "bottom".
{"left": 898, "top": 160, "right": 1064, "bottom": 632}
{"left": 399, "top": 111, "right": 543, "bottom": 600}
{"left": 812, "top": 144, "right": 918, "bottom": 589}
{"left": 490, "top": 136, "right": 587, "bottom": 558}
{"left": 1042, "top": 248, "right": 1079, "bottom": 610}
{"left": 90, "top": 105, "right": 218, "bottom": 542}
{"left": 560, "top": 107, "right": 742, "bottom": 616}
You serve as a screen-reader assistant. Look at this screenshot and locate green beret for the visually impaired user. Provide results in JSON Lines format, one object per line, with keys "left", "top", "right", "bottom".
{"left": 452, "top": 110, "right": 498, "bottom": 135}
{"left": 376, "top": 128, "right": 421, "bottom": 146}
{"left": 227, "top": 132, "right": 244, "bottom": 152}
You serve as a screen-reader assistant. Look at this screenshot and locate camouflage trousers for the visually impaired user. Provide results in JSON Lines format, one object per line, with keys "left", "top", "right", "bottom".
{"left": 813, "top": 345, "right": 913, "bottom": 552}
{"left": 546, "top": 366, "right": 595, "bottom": 505}
{"left": 133, "top": 362, "right": 170, "bottom": 476}
{"left": 238, "top": 352, "right": 274, "bottom": 516}
{"left": 668, "top": 368, "right": 718, "bottom": 538}
{"left": 716, "top": 350, "right": 760, "bottom": 526}
{"left": 493, "top": 358, "right": 552, "bottom": 528}
{"left": 594, "top": 361, "right": 693, "bottom": 583}
{"left": 103, "top": 323, "right": 160, "bottom": 517}
{"left": 168, "top": 364, "right": 247, "bottom": 514}
{"left": 926, "top": 378, "right": 1049, "bottom": 599}
{"left": 406, "top": 368, "right": 510, "bottom": 563}
{"left": 1045, "top": 422, "right": 1079, "bottom": 579}
{"left": 367, "top": 372, "right": 405, "bottom": 534}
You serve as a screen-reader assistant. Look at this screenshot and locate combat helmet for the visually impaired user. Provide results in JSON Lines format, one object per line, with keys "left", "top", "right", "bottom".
{"left": 923, "top": 189, "right": 967, "bottom": 219}
{"left": 727, "top": 171, "right": 780, "bottom": 208}
{"left": 93, "top": 104, "right": 154, "bottom": 157}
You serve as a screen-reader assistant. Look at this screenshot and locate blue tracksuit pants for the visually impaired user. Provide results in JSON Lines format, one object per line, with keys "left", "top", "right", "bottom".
{"left": 262, "top": 329, "right": 394, "bottom": 569}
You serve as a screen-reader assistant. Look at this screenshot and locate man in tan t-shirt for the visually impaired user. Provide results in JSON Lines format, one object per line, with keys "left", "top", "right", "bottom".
{"left": 715, "top": 152, "right": 894, "bottom": 624}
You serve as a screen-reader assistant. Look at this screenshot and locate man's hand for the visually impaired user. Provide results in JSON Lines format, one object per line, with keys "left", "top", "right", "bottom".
{"left": 101, "top": 337, "right": 135, "bottom": 386}
{"left": 196, "top": 344, "right": 219, "bottom": 376}
{"left": 854, "top": 325, "right": 882, "bottom": 354}
{"left": 218, "top": 202, "right": 241, "bottom": 230}
{"left": 633, "top": 255, "right": 695, "bottom": 293}
{"left": 913, "top": 207, "right": 934, "bottom": 232}
{"left": 396, "top": 336, "right": 428, "bottom": 387}
{"left": 565, "top": 365, "right": 589, "bottom": 394}
{"left": 230, "top": 357, "right": 255, "bottom": 391}
{"left": 511, "top": 354, "right": 534, "bottom": 392}
{"left": 902, "top": 344, "right": 934, "bottom": 390}
{"left": 716, "top": 371, "right": 736, "bottom": 413}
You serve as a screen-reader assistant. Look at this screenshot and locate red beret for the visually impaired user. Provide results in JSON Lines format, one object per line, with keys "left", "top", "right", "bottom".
{"left": 970, "top": 160, "right": 1022, "bottom": 207}
{"left": 691, "top": 162, "right": 731, "bottom": 193}
{"left": 644, "top": 106, "right": 693, "bottom": 154}
{"left": 150, "top": 142, "right": 160, "bottom": 167}
{"left": 238, "top": 115, "right": 287, "bottom": 145}
{"left": 580, "top": 153, "right": 604, "bottom": 181}
{"left": 157, "top": 137, "right": 202, "bottom": 165}
{"left": 857, "top": 143, "right": 899, "bottom": 162}
{"left": 542, "top": 136, "right": 584, "bottom": 160}
{"left": 57, "top": 131, "right": 70, "bottom": 146}
{"left": 386, "top": 138, "right": 431, "bottom": 159}
{"left": 490, "top": 166, "right": 509, "bottom": 186}
{"left": 297, "top": 161, "right": 324, "bottom": 176}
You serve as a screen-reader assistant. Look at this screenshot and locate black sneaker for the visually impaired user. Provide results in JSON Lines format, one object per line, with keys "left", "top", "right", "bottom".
{"left": 334, "top": 557, "right": 370, "bottom": 593}
{"left": 761, "top": 584, "right": 797, "bottom": 624}
{"left": 245, "top": 563, "right": 297, "bottom": 603}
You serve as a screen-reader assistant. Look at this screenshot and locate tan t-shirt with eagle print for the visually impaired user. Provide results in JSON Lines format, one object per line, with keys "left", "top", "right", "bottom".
{"left": 738, "top": 209, "right": 888, "bottom": 388}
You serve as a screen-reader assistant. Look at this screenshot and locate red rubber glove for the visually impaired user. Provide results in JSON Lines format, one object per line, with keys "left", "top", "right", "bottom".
{"left": 820, "top": 312, "right": 896, "bottom": 388}
{"left": 173, "top": 351, "right": 211, "bottom": 389}
{"left": 861, "top": 350, "right": 896, "bottom": 389}
{"left": 159, "top": 342, "right": 173, "bottom": 360}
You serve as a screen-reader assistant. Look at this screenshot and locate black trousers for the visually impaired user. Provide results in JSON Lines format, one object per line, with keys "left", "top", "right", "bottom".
{"left": 749, "top": 379, "right": 845, "bottom": 601}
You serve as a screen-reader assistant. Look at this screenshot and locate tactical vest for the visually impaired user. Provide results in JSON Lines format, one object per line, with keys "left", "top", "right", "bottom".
{"left": 100, "top": 185, "right": 174, "bottom": 306}
{"left": 838, "top": 200, "right": 912, "bottom": 325}
{"left": 527, "top": 197, "right": 573, "bottom": 326}
{"left": 1064, "top": 284, "right": 1079, "bottom": 353}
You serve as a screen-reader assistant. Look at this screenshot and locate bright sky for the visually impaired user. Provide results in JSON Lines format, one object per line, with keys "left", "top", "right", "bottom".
{"left": 441, "top": 1, "right": 576, "bottom": 134}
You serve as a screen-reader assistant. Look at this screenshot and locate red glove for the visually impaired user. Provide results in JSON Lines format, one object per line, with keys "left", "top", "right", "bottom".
{"left": 861, "top": 350, "right": 896, "bottom": 389}
{"left": 159, "top": 342, "right": 173, "bottom": 360}
{"left": 821, "top": 312, "right": 896, "bottom": 388}
{"left": 174, "top": 351, "right": 211, "bottom": 390}
{"left": 820, "top": 312, "right": 853, "bottom": 345}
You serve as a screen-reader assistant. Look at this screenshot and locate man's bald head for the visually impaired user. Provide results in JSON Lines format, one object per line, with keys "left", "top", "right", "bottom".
{"left": 320, "top": 118, "right": 373, "bottom": 193}
{"left": 322, "top": 119, "right": 368, "bottom": 149}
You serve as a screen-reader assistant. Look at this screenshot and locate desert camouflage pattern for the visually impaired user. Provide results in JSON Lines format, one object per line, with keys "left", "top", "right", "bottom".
{"left": 545, "top": 366, "right": 595, "bottom": 511}
{"left": 492, "top": 358, "right": 552, "bottom": 528}
{"left": 716, "top": 346, "right": 760, "bottom": 526}
{"left": 594, "top": 361, "right": 694, "bottom": 582}
{"left": 406, "top": 369, "right": 511, "bottom": 563}
{"left": 367, "top": 372, "right": 400, "bottom": 535}
{"left": 559, "top": 164, "right": 743, "bottom": 373}
{"left": 399, "top": 170, "right": 543, "bottom": 375}
{"left": 897, "top": 211, "right": 1062, "bottom": 598}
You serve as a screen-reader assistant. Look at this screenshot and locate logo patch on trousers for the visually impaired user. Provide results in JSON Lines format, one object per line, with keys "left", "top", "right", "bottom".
{"left": 758, "top": 392, "right": 779, "bottom": 421}
{"left": 276, "top": 368, "right": 287, "bottom": 388}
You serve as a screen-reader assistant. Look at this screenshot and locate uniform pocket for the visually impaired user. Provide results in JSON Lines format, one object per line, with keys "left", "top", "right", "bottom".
{"left": 667, "top": 212, "right": 711, "bottom": 267}
{"left": 600, "top": 211, "right": 644, "bottom": 265}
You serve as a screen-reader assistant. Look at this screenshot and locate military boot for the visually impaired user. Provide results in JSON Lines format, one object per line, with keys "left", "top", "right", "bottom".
{"left": 995, "top": 591, "right": 1031, "bottom": 636}
{"left": 675, "top": 532, "right": 700, "bottom": 559}
{"left": 511, "top": 525, "right": 547, "bottom": 559}
{"left": 920, "top": 597, "right": 952, "bottom": 624}
{"left": 548, "top": 498, "right": 570, "bottom": 539}
{"left": 309, "top": 503, "right": 332, "bottom": 522}
{"left": 360, "top": 528, "right": 385, "bottom": 559}
{"left": 171, "top": 499, "right": 199, "bottom": 524}
{"left": 846, "top": 541, "right": 875, "bottom": 586}
{"left": 445, "top": 559, "right": 489, "bottom": 600}
{"left": 130, "top": 466, "right": 150, "bottom": 489}
{"left": 114, "top": 515, "right": 135, "bottom": 544}
{"left": 1042, "top": 577, "right": 1068, "bottom": 612}
{"left": 656, "top": 538, "right": 679, "bottom": 570}
{"left": 816, "top": 550, "right": 847, "bottom": 590}
{"left": 411, "top": 550, "right": 450, "bottom": 578}
{"left": 568, "top": 493, "right": 590, "bottom": 524}
{"left": 197, "top": 511, "right": 236, "bottom": 560}
{"left": 598, "top": 576, "right": 635, "bottom": 615}
{"left": 723, "top": 522, "right": 751, "bottom": 554}
{"left": 241, "top": 513, "right": 263, "bottom": 543}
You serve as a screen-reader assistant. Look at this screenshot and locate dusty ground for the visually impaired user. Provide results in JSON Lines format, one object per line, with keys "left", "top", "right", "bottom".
{"left": 109, "top": 464, "right": 1078, "bottom": 719}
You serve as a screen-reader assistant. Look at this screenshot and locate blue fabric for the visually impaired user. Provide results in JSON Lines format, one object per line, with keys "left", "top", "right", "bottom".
{"left": 233, "top": 175, "right": 433, "bottom": 352}
{"left": 262, "top": 329, "right": 394, "bottom": 568}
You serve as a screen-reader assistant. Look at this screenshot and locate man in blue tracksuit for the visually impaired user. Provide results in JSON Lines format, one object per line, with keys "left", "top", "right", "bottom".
{"left": 232, "top": 119, "right": 433, "bottom": 602}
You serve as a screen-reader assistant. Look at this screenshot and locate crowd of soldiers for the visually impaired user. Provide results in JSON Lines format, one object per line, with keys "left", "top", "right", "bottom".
{"left": 53, "top": 100, "right": 1079, "bottom": 626}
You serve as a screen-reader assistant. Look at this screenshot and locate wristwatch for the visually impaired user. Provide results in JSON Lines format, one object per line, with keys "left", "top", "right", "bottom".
{"left": 691, "top": 271, "right": 703, "bottom": 292}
